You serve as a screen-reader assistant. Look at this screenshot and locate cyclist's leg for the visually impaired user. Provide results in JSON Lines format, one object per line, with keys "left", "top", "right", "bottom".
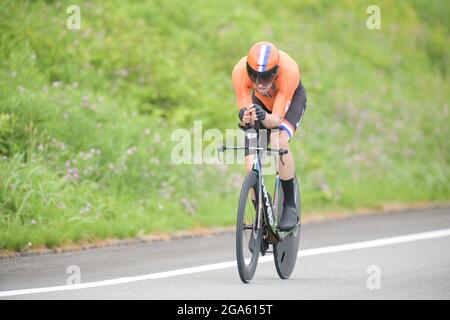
{"left": 272, "top": 82, "right": 307, "bottom": 230}
{"left": 270, "top": 130, "right": 294, "bottom": 179}
{"left": 281, "top": 81, "right": 307, "bottom": 139}
{"left": 271, "top": 82, "right": 307, "bottom": 175}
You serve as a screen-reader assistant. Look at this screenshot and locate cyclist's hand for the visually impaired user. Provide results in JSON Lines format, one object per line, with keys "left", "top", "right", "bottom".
{"left": 239, "top": 106, "right": 256, "bottom": 123}
{"left": 251, "top": 104, "right": 266, "bottom": 121}
{"left": 238, "top": 107, "right": 246, "bottom": 121}
{"left": 243, "top": 109, "right": 254, "bottom": 123}
{"left": 247, "top": 106, "right": 258, "bottom": 122}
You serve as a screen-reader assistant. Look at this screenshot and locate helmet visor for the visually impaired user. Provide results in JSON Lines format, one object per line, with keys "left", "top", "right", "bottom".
{"left": 246, "top": 63, "right": 279, "bottom": 85}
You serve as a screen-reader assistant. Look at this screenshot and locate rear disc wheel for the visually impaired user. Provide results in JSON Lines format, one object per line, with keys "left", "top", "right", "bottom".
{"left": 273, "top": 175, "right": 302, "bottom": 279}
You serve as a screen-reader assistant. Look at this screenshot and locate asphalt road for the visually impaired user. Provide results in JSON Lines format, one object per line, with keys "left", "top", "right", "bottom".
{"left": 1, "top": 207, "right": 449, "bottom": 300}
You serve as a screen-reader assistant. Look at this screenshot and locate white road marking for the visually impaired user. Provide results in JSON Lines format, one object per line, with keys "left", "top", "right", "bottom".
{"left": 1, "top": 228, "right": 449, "bottom": 297}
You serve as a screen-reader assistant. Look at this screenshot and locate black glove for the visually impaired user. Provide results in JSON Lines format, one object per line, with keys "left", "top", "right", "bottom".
{"left": 253, "top": 104, "right": 266, "bottom": 121}
{"left": 238, "top": 107, "right": 246, "bottom": 121}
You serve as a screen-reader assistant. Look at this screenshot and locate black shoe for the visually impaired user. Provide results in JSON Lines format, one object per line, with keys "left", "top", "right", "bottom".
{"left": 278, "top": 205, "right": 299, "bottom": 231}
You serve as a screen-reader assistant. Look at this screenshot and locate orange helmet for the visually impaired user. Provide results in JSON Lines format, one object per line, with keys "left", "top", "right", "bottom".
{"left": 246, "top": 42, "right": 280, "bottom": 85}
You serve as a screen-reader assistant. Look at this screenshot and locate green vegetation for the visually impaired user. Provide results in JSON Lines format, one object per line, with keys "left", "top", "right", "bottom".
{"left": 1, "top": 0, "right": 449, "bottom": 251}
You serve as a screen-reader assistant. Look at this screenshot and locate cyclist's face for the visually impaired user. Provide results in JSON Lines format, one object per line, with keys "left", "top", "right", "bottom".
{"left": 246, "top": 63, "right": 279, "bottom": 93}
{"left": 255, "top": 81, "right": 272, "bottom": 94}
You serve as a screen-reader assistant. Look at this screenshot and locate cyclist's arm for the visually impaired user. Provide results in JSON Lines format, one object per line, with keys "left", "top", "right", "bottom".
{"left": 232, "top": 59, "right": 253, "bottom": 112}
{"left": 232, "top": 60, "right": 256, "bottom": 128}
{"left": 263, "top": 66, "right": 300, "bottom": 129}
{"left": 260, "top": 73, "right": 289, "bottom": 128}
{"left": 261, "top": 112, "right": 283, "bottom": 128}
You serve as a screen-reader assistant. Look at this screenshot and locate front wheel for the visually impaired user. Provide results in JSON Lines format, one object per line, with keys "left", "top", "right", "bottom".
{"left": 273, "top": 175, "right": 301, "bottom": 279}
{"left": 236, "top": 171, "right": 262, "bottom": 283}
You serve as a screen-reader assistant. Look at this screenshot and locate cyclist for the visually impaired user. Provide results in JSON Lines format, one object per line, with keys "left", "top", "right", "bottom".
{"left": 232, "top": 41, "right": 307, "bottom": 232}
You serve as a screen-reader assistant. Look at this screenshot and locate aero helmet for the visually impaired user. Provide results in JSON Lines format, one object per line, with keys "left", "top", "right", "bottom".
{"left": 246, "top": 41, "right": 280, "bottom": 85}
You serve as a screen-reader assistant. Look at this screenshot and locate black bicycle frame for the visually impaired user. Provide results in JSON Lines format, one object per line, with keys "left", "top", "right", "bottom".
{"left": 251, "top": 143, "right": 278, "bottom": 237}
{"left": 218, "top": 122, "right": 287, "bottom": 239}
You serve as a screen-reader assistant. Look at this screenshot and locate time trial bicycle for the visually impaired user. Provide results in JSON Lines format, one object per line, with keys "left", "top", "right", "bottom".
{"left": 218, "top": 121, "right": 301, "bottom": 283}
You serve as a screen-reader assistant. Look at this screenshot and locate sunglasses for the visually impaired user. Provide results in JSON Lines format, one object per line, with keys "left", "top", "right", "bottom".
{"left": 246, "top": 63, "right": 279, "bottom": 85}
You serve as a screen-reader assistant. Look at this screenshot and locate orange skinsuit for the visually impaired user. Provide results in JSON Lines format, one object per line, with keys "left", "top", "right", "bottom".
{"left": 232, "top": 50, "right": 300, "bottom": 120}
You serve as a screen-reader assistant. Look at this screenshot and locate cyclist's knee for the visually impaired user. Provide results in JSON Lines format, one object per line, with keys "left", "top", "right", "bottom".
{"left": 278, "top": 130, "right": 290, "bottom": 149}
{"left": 270, "top": 130, "right": 290, "bottom": 150}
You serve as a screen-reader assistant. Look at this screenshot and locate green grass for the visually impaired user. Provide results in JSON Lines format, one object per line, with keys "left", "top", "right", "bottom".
{"left": 0, "top": 0, "right": 449, "bottom": 251}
